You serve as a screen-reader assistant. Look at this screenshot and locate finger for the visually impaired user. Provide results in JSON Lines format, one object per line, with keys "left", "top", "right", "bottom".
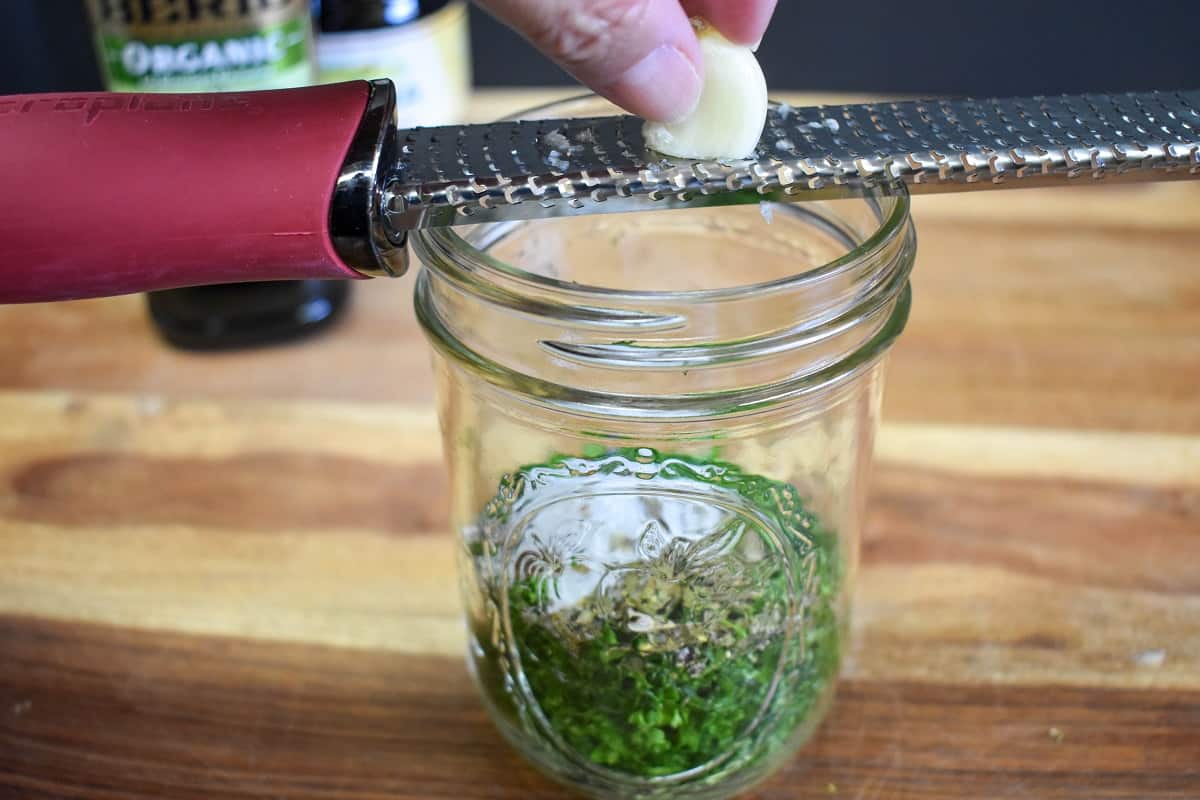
{"left": 680, "top": 0, "right": 779, "bottom": 46}
{"left": 475, "top": 0, "right": 703, "bottom": 122}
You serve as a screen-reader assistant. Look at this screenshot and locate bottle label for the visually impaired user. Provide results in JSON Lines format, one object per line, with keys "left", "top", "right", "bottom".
{"left": 316, "top": 1, "right": 470, "bottom": 127}
{"left": 86, "top": 0, "right": 314, "bottom": 91}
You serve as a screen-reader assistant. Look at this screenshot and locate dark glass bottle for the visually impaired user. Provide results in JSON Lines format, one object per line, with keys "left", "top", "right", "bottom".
{"left": 85, "top": 0, "right": 351, "bottom": 350}
{"left": 320, "top": 0, "right": 456, "bottom": 30}
{"left": 146, "top": 280, "right": 351, "bottom": 350}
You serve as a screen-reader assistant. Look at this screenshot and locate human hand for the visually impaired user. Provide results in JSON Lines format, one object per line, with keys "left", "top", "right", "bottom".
{"left": 474, "top": 0, "right": 778, "bottom": 122}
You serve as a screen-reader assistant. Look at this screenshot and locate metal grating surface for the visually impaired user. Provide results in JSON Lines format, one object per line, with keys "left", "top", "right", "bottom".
{"left": 384, "top": 89, "right": 1200, "bottom": 231}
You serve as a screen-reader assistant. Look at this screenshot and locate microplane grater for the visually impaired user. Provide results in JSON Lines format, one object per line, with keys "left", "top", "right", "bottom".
{"left": 4, "top": 81, "right": 1200, "bottom": 302}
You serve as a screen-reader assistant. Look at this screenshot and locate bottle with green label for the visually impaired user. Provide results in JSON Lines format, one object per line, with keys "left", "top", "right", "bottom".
{"left": 85, "top": 0, "right": 316, "bottom": 91}
{"left": 84, "top": 0, "right": 348, "bottom": 350}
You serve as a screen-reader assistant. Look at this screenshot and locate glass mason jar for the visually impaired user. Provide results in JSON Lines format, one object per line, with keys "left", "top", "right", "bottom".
{"left": 413, "top": 97, "right": 916, "bottom": 800}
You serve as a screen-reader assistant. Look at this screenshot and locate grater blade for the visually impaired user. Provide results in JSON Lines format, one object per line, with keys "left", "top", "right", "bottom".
{"left": 383, "top": 89, "right": 1200, "bottom": 233}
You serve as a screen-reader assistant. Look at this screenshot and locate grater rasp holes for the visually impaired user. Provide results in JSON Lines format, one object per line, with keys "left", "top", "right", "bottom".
{"left": 385, "top": 89, "right": 1200, "bottom": 232}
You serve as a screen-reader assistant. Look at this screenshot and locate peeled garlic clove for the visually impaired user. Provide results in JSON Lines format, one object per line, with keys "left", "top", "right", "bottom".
{"left": 643, "top": 23, "right": 768, "bottom": 160}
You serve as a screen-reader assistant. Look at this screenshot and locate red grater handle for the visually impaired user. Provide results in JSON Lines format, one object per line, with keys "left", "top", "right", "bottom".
{"left": 0, "top": 82, "right": 374, "bottom": 304}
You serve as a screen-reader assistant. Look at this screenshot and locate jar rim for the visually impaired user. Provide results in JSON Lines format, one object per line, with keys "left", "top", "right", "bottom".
{"left": 412, "top": 95, "right": 916, "bottom": 421}
{"left": 415, "top": 278, "right": 912, "bottom": 422}
{"left": 413, "top": 98, "right": 912, "bottom": 304}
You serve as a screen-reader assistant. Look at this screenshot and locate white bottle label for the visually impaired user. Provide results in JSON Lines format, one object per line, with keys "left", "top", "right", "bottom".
{"left": 316, "top": 2, "right": 471, "bottom": 127}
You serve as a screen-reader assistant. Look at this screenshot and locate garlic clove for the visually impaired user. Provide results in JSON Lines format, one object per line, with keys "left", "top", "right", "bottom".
{"left": 643, "top": 22, "right": 768, "bottom": 161}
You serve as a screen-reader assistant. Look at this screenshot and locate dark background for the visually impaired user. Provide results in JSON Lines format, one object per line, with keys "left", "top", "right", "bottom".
{"left": 3, "top": 0, "right": 1199, "bottom": 96}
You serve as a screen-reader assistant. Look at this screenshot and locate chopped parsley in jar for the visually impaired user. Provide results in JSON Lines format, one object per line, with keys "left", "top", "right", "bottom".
{"left": 466, "top": 449, "right": 842, "bottom": 798}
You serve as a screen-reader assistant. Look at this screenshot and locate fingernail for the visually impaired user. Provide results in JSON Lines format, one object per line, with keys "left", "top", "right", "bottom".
{"left": 605, "top": 45, "right": 701, "bottom": 123}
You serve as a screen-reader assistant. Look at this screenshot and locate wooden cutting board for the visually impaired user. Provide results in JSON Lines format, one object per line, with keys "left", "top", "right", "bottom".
{"left": 0, "top": 90, "right": 1197, "bottom": 799}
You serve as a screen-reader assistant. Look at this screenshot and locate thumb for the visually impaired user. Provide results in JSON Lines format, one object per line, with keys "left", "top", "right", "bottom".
{"left": 476, "top": 0, "right": 703, "bottom": 122}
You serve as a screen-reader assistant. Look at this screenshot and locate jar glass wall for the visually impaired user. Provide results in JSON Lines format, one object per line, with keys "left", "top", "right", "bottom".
{"left": 413, "top": 97, "right": 916, "bottom": 800}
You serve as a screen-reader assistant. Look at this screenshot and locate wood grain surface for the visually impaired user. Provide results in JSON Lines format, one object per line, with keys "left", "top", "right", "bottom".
{"left": 0, "top": 90, "right": 1197, "bottom": 799}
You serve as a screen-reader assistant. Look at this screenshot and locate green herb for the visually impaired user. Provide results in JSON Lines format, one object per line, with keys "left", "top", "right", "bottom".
{"left": 471, "top": 449, "right": 842, "bottom": 790}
